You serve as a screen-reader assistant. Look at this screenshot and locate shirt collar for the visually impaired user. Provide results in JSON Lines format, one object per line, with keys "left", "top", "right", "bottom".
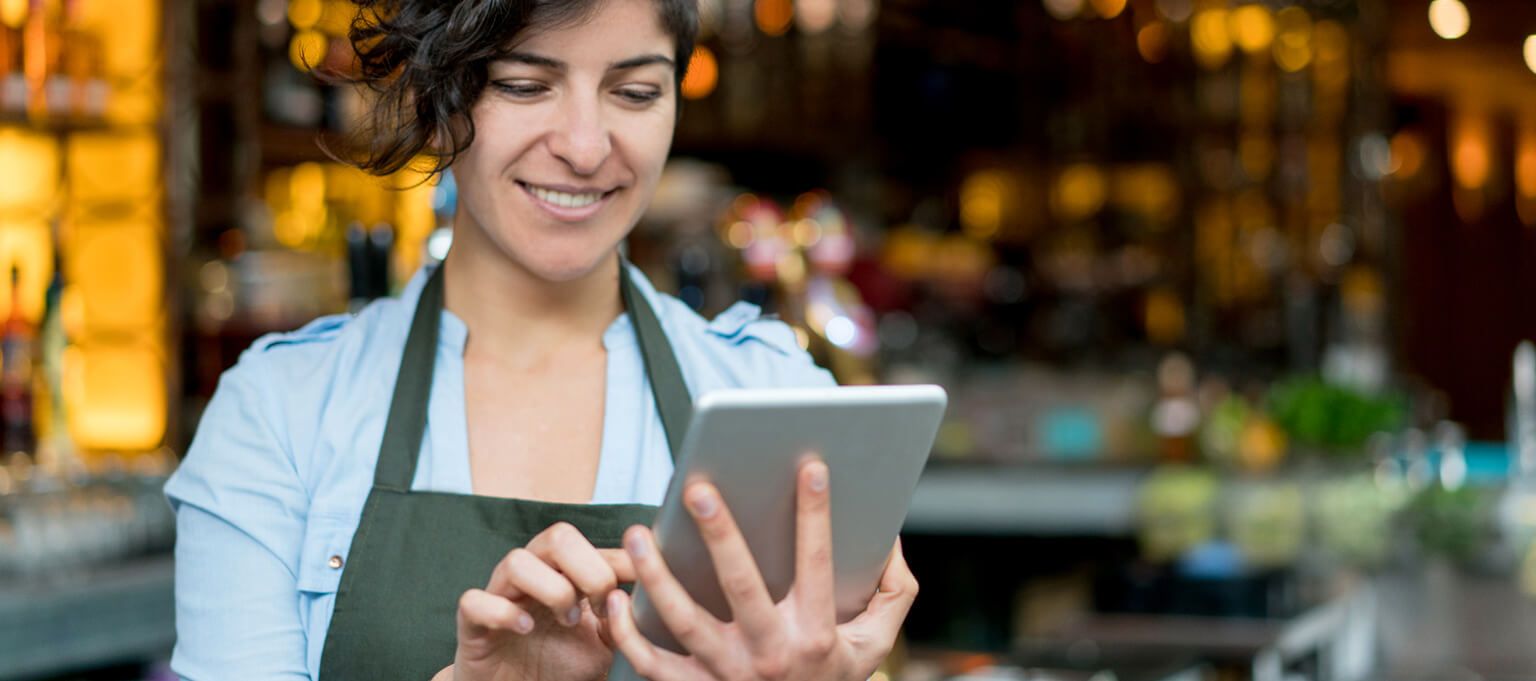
{"left": 399, "top": 259, "right": 665, "bottom": 354}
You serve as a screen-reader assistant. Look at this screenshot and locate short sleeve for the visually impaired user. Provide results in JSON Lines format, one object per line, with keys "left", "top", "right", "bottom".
{"left": 164, "top": 355, "right": 313, "bottom": 680}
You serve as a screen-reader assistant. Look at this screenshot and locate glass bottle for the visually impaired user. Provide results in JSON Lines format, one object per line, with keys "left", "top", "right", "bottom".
{"left": 1, "top": 266, "right": 37, "bottom": 460}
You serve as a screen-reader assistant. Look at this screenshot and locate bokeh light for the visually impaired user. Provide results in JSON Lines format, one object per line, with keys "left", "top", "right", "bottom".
{"left": 1273, "top": 7, "right": 1312, "bottom": 73}
{"left": 682, "top": 45, "right": 720, "bottom": 100}
{"left": 288, "top": 29, "right": 329, "bottom": 72}
{"left": 1230, "top": 4, "right": 1275, "bottom": 56}
{"left": 1428, "top": 0, "right": 1469, "bottom": 40}
{"left": 755, "top": 0, "right": 794, "bottom": 36}
{"left": 1043, "top": 0, "right": 1085, "bottom": 21}
{"left": 961, "top": 170, "right": 1006, "bottom": 240}
{"left": 1191, "top": 9, "right": 1233, "bottom": 70}
{"left": 286, "top": 0, "right": 322, "bottom": 30}
{"left": 1089, "top": 0, "right": 1127, "bottom": 21}
{"left": 796, "top": 0, "right": 837, "bottom": 34}
{"left": 1138, "top": 21, "right": 1170, "bottom": 63}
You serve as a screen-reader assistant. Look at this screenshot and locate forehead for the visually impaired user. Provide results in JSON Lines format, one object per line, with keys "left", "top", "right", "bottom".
{"left": 510, "top": 0, "right": 672, "bottom": 55}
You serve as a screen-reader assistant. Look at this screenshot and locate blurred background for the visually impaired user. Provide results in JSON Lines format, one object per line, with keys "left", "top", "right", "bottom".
{"left": 1, "top": 0, "right": 1536, "bottom": 679}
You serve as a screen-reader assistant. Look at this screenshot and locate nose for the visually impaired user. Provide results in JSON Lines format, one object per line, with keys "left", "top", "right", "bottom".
{"left": 546, "top": 93, "right": 612, "bottom": 176}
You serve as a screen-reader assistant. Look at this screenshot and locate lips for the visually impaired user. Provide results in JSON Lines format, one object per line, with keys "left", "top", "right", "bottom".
{"left": 517, "top": 181, "right": 620, "bottom": 222}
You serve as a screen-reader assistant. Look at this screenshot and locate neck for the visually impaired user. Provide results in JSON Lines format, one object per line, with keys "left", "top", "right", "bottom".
{"left": 441, "top": 223, "right": 624, "bottom": 364}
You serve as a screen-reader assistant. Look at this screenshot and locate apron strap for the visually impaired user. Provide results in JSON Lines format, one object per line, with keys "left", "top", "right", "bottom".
{"left": 620, "top": 258, "right": 692, "bottom": 459}
{"left": 373, "top": 258, "right": 694, "bottom": 492}
{"left": 374, "top": 265, "right": 445, "bottom": 493}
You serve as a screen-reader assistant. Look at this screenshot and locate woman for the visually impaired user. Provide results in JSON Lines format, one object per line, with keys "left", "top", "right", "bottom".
{"left": 165, "top": 0, "right": 917, "bottom": 679}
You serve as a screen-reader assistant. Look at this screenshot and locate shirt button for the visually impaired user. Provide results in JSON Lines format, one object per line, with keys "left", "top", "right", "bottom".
{"left": 328, "top": 555, "right": 344, "bottom": 569}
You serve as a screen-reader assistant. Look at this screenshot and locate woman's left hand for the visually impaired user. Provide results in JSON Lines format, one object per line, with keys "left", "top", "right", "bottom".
{"left": 602, "top": 458, "right": 919, "bottom": 681}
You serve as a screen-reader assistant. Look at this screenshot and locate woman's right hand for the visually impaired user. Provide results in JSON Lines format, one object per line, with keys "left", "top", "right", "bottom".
{"left": 436, "top": 521, "right": 635, "bottom": 681}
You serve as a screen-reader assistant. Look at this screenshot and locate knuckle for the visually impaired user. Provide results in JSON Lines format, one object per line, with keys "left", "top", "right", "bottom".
{"left": 549, "top": 521, "right": 580, "bottom": 544}
{"left": 721, "top": 573, "right": 758, "bottom": 600}
{"left": 667, "top": 614, "right": 699, "bottom": 642}
{"left": 805, "top": 631, "right": 837, "bottom": 658}
{"left": 751, "top": 654, "right": 789, "bottom": 681}
{"left": 506, "top": 547, "right": 536, "bottom": 570}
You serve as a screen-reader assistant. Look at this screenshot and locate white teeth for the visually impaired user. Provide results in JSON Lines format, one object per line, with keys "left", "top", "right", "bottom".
{"left": 528, "top": 184, "right": 603, "bottom": 209}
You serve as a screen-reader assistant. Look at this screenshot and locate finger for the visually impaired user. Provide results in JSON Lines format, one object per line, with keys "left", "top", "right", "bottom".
{"left": 605, "top": 589, "right": 711, "bottom": 681}
{"left": 623, "top": 524, "right": 730, "bottom": 667}
{"left": 792, "top": 457, "right": 836, "bottom": 632}
{"left": 457, "top": 588, "right": 536, "bottom": 637}
{"left": 526, "top": 522, "right": 625, "bottom": 614}
{"left": 485, "top": 548, "right": 584, "bottom": 627}
{"left": 840, "top": 539, "right": 919, "bottom": 647}
{"left": 600, "top": 548, "right": 637, "bottom": 583}
{"left": 684, "top": 481, "right": 784, "bottom": 652}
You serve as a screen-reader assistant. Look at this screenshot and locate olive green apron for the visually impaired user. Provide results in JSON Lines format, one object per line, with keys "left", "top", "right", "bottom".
{"left": 317, "top": 263, "right": 692, "bottom": 679}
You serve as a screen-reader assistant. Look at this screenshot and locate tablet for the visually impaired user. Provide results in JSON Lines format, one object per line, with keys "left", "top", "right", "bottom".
{"left": 629, "top": 384, "right": 947, "bottom": 654}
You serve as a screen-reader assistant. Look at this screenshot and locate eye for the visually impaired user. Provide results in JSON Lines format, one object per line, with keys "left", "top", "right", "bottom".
{"left": 614, "top": 88, "right": 662, "bottom": 105}
{"left": 491, "top": 81, "right": 549, "bottom": 98}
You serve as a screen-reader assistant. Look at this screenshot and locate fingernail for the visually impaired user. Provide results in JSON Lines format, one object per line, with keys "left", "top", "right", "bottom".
{"left": 688, "top": 489, "right": 718, "bottom": 518}
{"left": 565, "top": 606, "right": 582, "bottom": 626}
{"left": 608, "top": 590, "right": 624, "bottom": 616}
{"left": 515, "top": 612, "right": 535, "bottom": 634}
{"left": 626, "top": 532, "right": 648, "bottom": 559}
{"left": 809, "top": 463, "right": 828, "bottom": 492}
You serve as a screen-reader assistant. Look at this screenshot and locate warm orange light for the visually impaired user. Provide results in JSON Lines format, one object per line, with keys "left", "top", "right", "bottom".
{"left": 1191, "top": 9, "right": 1233, "bottom": 70}
{"left": 98, "top": 0, "right": 158, "bottom": 78}
{"left": 1518, "top": 131, "right": 1536, "bottom": 199}
{"left": 289, "top": 29, "right": 329, "bottom": 72}
{"left": 1390, "top": 130, "right": 1426, "bottom": 179}
{"left": 288, "top": 0, "right": 322, "bottom": 30}
{"left": 63, "top": 343, "right": 167, "bottom": 451}
{"left": 1229, "top": 4, "right": 1275, "bottom": 55}
{"left": 960, "top": 170, "right": 1006, "bottom": 240}
{"left": 1273, "top": 6, "right": 1312, "bottom": 72}
{"left": 66, "top": 132, "right": 160, "bottom": 203}
{"left": 754, "top": 0, "right": 793, "bottom": 37}
{"left": 317, "top": 0, "right": 356, "bottom": 36}
{"left": 0, "top": 130, "right": 59, "bottom": 209}
{"left": 68, "top": 221, "right": 162, "bottom": 334}
{"left": 0, "top": 0, "right": 24, "bottom": 29}
{"left": 1452, "top": 116, "right": 1491, "bottom": 190}
{"left": 1090, "top": 0, "right": 1127, "bottom": 20}
{"left": 104, "top": 77, "right": 159, "bottom": 127}
{"left": 681, "top": 45, "right": 719, "bottom": 100}
{"left": 1145, "top": 288, "right": 1186, "bottom": 345}
{"left": 1137, "top": 21, "right": 1170, "bottom": 63}
{"left": 1052, "top": 164, "right": 1108, "bottom": 220}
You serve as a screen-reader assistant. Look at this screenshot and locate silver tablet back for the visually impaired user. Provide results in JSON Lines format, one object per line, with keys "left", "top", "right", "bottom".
{"left": 629, "top": 384, "right": 947, "bottom": 654}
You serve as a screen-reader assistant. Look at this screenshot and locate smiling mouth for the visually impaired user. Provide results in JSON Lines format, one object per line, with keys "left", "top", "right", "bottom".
{"left": 516, "top": 181, "right": 619, "bottom": 209}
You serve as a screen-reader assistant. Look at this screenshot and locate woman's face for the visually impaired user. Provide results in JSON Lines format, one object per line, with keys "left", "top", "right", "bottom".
{"left": 451, "top": 0, "right": 678, "bottom": 282}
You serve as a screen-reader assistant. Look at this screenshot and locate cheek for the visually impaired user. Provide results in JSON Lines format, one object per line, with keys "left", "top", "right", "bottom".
{"left": 620, "top": 115, "right": 677, "bottom": 184}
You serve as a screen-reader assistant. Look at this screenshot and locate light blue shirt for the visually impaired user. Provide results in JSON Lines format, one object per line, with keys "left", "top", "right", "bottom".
{"left": 164, "top": 262, "right": 835, "bottom": 680}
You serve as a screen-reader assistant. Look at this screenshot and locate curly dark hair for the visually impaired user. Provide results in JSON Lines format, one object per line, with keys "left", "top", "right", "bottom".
{"left": 329, "top": 0, "right": 698, "bottom": 177}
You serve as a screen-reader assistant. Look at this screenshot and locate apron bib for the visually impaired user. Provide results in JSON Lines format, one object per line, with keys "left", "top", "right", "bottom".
{"left": 317, "top": 263, "right": 692, "bottom": 679}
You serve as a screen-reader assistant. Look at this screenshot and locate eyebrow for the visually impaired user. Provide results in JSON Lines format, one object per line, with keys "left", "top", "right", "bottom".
{"left": 495, "top": 51, "right": 676, "bottom": 72}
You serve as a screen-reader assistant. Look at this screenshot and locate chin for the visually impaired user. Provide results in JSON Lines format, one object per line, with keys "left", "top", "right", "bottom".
{"left": 515, "top": 245, "right": 620, "bottom": 284}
